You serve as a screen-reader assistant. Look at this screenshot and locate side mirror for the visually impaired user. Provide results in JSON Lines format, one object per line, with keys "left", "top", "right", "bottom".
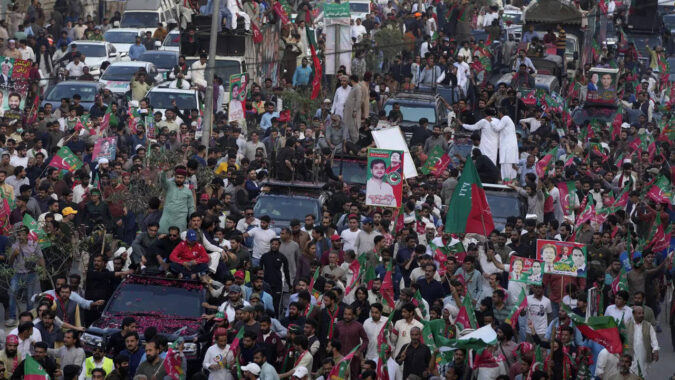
{"left": 109, "top": 51, "right": 117, "bottom": 57}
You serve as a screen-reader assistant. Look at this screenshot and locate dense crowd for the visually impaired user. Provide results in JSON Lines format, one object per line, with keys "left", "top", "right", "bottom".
{"left": 0, "top": 0, "right": 670, "bottom": 380}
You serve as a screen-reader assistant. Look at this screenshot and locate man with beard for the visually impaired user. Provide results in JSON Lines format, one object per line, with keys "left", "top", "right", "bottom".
{"left": 85, "top": 255, "right": 132, "bottom": 325}
{"left": 105, "top": 354, "right": 130, "bottom": 380}
{"left": 180, "top": 213, "right": 229, "bottom": 274}
{"left": 259, "top": 238, "right": 292, "bottom": 316}
{"left": 244, "top": 276, "right": 275, "bottom": 314}
{"left": 135, "top": 339, "right": 171, "bottom": 379}
{"left": 148, "top": 226, "right": 181, "bottom": 272}
{"left": 202, "top": 328, "right": 234, "bottom": 379}
{"left": 256, "top": 315, "right": 284, "bottom": 369}
{"left": 78, "top": 343, "right": 113, "bottom": 379}
{"left": 280, "top": 302, "right": 306, "bottom": 329}
{"left": 119, "top": 332, "right": 144, "bottom": 379}
{"left": 218, "top": 284, "right": 250, "bottom": 323}
{"left": 34, "top": 309, "right": 64, "bottom": 348}
{"left": 158, "top": 165, "right": 195, "bottom": 234}
{"left": 106, "top": 317, "right": 136, "bottom": 357}
{"left": 0, "top": 335, "right": 22, "bottom": 378}
{"left": 10, "top": 341, "right": 59, "bottom": 379}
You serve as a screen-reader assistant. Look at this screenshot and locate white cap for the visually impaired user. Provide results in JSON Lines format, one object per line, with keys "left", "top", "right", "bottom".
{"left": 621, "top": 122, "right": 630, "bottom": 129}
{"left": 98, "top": 157, "right": 109, "bottom": 164}
{"left": 241, "top": 363, "right": 261, "bottom": 376}
{"left": 292, "top": 367, "right": 308, "bottom": 378}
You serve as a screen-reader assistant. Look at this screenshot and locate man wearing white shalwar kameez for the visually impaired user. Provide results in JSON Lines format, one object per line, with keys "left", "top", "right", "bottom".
{"left": 492, "top": 112, "right": 519, "bottom": 181}
{"left": 331, "top": 76, "right": 351, "bottom": 119}
{"left": 460, "top": 113, "right": 500, "bottom": 165}
{"left": 626, "top": 306, "right": 659, "bottom": 378}
{"left": 226, "top": 0, "right": 251, "bottom": 31}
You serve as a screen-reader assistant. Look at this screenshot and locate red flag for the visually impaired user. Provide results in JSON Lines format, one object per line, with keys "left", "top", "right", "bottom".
{"left": 251, "top": 23, "right": 263, "bottom": 43}
{"left": 163, "top": 348, "right": 184, "bottom": 380}
{"left": 25, "top": 93, "right": 40, "bottom": 125}
{"left": 380, "top": 269, "right": 395, "bottom": 309}
{"left": 535, "top": 147, "right": 558, "bottom": 178}
{"left": 444, "top": 158, "right": 495, "bottom": 235}
{"left": 344, "top": 259, "right": 361, "bottom": 295}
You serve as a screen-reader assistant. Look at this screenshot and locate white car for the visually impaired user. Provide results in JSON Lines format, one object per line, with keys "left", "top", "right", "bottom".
{"left": 104, "top": 28, "right": 143, "bottom": 56}
{"left": 184, "top": 56, "right": 246, "bottom": 107}
{"left": 99, "top": 61, "right": 164, "bottom": 95}
{"left": 65, "top": 41, "right": 126, "bottom": 77}
{"left": 159, "top": 30, "right": 180, "bottom": 52}
{"left": 146, "top": 86, "right": 202, "bottom": 121}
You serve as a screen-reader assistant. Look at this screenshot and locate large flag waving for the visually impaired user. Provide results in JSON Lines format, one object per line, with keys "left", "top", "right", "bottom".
{"left": 505, "top": 288, "right": 528, "bottom": 329}
{"left": 563, "top": 304, "right": 622, "bottom": 354}
{"left": 455, "top": 294, "right": 477, "bottom": 331}
{"left": 328, "top": 344, "right": 361, "bottom": 380}
{"left": 48, "top": 146, "right": 83, "bottom": 173}
{"left": 306, "top": 10, "right": 321, "bottom": 99}
{"left": 164, "top": 346, "right": 185, "bottom": 380}
{"left": 24, "top": 356, "right": 49, "bottom": 380}
{"left": 535, "top": 146, "right": 558, "bottom": 178}
{"left": 444, "top": 157, "right": 494, "bottom": 235}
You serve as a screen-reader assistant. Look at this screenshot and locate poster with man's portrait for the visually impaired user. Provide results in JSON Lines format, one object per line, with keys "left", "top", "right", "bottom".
{"left": 92, "top": 137, "right": 117, "bottom": 162}
{"left": 536, "top": 239, "right": 588, "bottom": 278}
{"left": 229, "top": 73, "right": 248, "bottom": 101}
{"left": 365, "top": 148, "right": 403, "bottom": 208}
{"left": 508, "top": 256, "right": 543, "bottom": 285}
{"left": 586, "top": 67, "right": 619, "bottom": 105}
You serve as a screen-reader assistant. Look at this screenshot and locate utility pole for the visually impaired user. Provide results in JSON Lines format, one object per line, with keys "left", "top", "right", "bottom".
{"left": 201, "top": 0, "right": 222, "bottom": 153}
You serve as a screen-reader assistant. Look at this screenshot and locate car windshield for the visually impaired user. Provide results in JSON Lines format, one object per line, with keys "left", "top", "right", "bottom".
{"left": 664, "top": 14, "right": 675, "bottom": 26}
{"left": 383, "top": 103, "right": 437, "bottom": 124}
{"left": 350, "top": 3, "right": 369, "bottom": 12}
{"left": 120, "top": 12, "right": 159, "bottom": 28}
{"left": 148, "top": 91, "right": 197, "bottom": 110}
{"left": 139, "top": 52, "right": 177, "bottom": 69}
{"left": 565, "top": 38, "right": 575, "bottom": 52}
{"left": 163, "top": 33, "right": 180, "bottom": 47}
{"left": 46, "top": 84, "right": 97, "bottom": 101}
{"left": 106, "top": 283, "right": 202, "bottom": 318}
{"left": 485, "top": 194, "right": 521, "bottom": 219}
{"left": 502, "top": 12, "right": 522, "bottom": 24}
{"left": 186, "top": 59, "right": 241, "bottom": 84}
{"left": 72, "top": 44, "right": 106, "bottom": 57}
{"left": 104, "top": 31, "right": 138, "bottom": 44}
{"left": 254, "top": 196, "right": 319, "bottom": 222}
{"left": 101, "top": 66, "right": 141, "bottom": 81}
{"left": 331, "top": 160, "right": 367, "bottom": 185}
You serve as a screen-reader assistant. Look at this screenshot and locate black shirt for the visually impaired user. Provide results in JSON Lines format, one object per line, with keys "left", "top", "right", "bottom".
{"left": 260, "top": 250, "right": 291, "bottom": 291}
{"left": 399, "top": 342, "right": 431, "bottom": 379}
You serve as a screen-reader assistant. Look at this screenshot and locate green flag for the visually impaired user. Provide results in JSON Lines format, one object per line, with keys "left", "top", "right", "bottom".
{"left": 444, "top": 158, "right": 494, "bottom": 235}
{"left": 22, "top": 214, "right": 51, "bottom": 248}
{"left": 48, "top": 146, "right": 83, "bottom": 173}
{"left": 24, "top": 356, "right": 49, "bottom": 380}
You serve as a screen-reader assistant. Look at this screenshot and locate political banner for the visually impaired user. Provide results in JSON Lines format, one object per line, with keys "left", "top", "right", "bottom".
{"left": 508, "top": 256, "right": 543, "bottom": 285}
{"left": 536, "top": 239, "right": 588, "bottom": 278}
{"left": 586, "top": 67, "right": 619, "bottom": 105}
{"left": 229, "top": 73, "right": 248, "bottom": 101}
{"left": 92, "top": 137, "right": 117, "bottom": 162}
{"left": 0, "top": 56, "right": 30, "bottom": 119}
{"left": 365, "top": 148, "right": 403, "bottom": 208}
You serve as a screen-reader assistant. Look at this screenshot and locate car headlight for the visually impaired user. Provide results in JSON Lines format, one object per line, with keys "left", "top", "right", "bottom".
{"left": 82, "top": 333, "right": 103, "bottom": 347}
{"left": 182, "top": 342, "right": 198, "bottom": 355}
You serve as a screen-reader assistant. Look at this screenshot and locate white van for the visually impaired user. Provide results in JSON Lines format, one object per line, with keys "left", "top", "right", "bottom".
{"left": 120, "top": 0, "right": 178, "bottom": 35}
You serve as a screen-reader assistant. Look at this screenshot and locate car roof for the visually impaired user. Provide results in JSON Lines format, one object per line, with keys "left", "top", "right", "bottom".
{"left": 104, "top": 28, "right": 143, "bottom": 34}
{"left": 148, "top": 87, "right": 197, "bottom": 94}
{"left": 69, "top": 41, "right": 108, "bottom": 45}
{"left": 184, "top": 55, "right": 245, "bottom": 62}
{"left": 53, "top": 80, "right": 103, "bottom": 86}
{"left": 140, "top": 50, "right": 177, "bottom": 56}
{"left": 107, "top": 61, "right": 154, "bottom": 67}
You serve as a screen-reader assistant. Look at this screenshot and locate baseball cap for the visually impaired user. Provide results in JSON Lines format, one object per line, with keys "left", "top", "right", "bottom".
{"left": 229, "top": 284, "right": 242, "bottom": 293}
{"left": 242, "top": 305, "right": 255, "bottom": 313}
{"left": 186, "top": 229, "right": 198, "bottom": 242}
{"left": 292, "top": 367, "right": 309, "bottom": 378}
{"left": 214, "top": 312, "right": 225, "bottom": 321}
{"left": 200, "top": 193, "right": 210, "bottom": 201}
{"left": 241, "top": 363, "right": 261, "bottom": 376}
{"left": 62, "top": 207, "right": 78, "bottom": 216}
{"left": 330, "top": 234, "right": 341, "bottom": 241}
{"left": 234, "top": 270, "right": 245, "bottom": 279}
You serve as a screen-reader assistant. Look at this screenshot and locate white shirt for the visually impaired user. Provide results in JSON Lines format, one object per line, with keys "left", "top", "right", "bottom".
{"left": 630, "top": 321, "right": 659, "bottom": 376}
{"left": 247, "top": 226, "right": 276, "bottom": 259}
{"left": 190, "top": 60, "right": 207, "bottom": 86}
{"left": 351, "top": 24, "right": 367, "bottom": 42}
{"left": 340, "top": 228, "right": 360, "bottom": 252}
{"left": 331, "top": 85, "right": 351, "bottom": 118}
{"left": 218, "top": 299, "right": 251, "bottom": 323}
{"left": 363, "top": 317, "right": 386, "bottom": 360}
{"left": 202, "top": 343, "right": 235, "bottom": 380}
{"left": 73, "top": 184, "right": 92, "bottom": 204}
{"left": 595, "top": 348, "right": 620, "bottom": 380}
{"left": 9, "top": 155, "right": 28, "bottom": 168}
{"left": 604, "top": 304, "right": 633, "bottom": 325}
{"left": 65, "top": 61, "right": 85, "bottom": 77}
{"left": 391, "top": 318, "right": 424, "bottom": 357}
{"left": 18, "top": 46, "right": 35, "bottom": 61}
{"left": 526, "top": 295, "right": 552, "bottom": 335}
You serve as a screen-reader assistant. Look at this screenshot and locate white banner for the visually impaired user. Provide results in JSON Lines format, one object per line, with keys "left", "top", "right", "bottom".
{"left": 325, "top": 25, "right": 352, "bottom": 75}
{"left": 371, "top": 127, "right": 418, "bottom": 179}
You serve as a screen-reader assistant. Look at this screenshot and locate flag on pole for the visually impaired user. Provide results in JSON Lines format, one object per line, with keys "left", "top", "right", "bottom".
{"left": 455, "top": 294, "right": 477, "bottom": 330}
{"left": 505, "top": 288, "right": 528, "bottom": 329}
{"left": 23, "top": 356, "right": 49, "bottom": 380}
{"left": 23, "top": 214, "right": 51, "bottom": 248}
{"left": 420, "top": 145, "right": 451, "bottom": 176}
{"left": 376, "top": 313, "right": 395, "bottom": 380}
{"left": 412, "top": 289, "right": 429, "bottom": 319}
{"left": 305, "top": 11, "right": 322, "bottom": 100}
{"left": 535, "top": 147, "right": 558, "bottom": 178}
{"left": 25, "top": 93, "right": 40, "bottom": 125}
{"left": 444, "top": 157, "right": 494, "bottom": 235}
{"left": 164, "top": 347, "right": 185, "bottom": 380}
{"left": 380, "top": 262, "right": 395, "bottom": 309}
{"left": 48, "top": 146, "right": 83, "bottom": 172}
{"left": 328, "top": 344, "right": 361, "bottom": 380}
{"left": 343, "top": 259, "right": 361, "bottom": 295}
{"left": 562, "top": 304, "right": 622, "bottom": 354}
{"left": 557, "top": 181, "right": 577, "bottom": 217}
{"left": 611, "top": 267, "right": 628, "bottom": 294}
{"left": 307, "top": 267, "right": 321, "bottom": 300}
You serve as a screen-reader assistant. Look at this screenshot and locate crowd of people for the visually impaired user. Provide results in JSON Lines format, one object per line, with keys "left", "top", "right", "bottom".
{"left": 0, "top": 0, "right": 670, "bottom": 380}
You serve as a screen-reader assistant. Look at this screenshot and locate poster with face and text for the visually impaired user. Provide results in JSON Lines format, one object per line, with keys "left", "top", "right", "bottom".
{"left": 365, "top": 148, "right": 403, "bottom": 208}
{"left": 536, "top": 239, "right": 587, "bottom": 278}
{"left": 92, "top": 137, "right": 117, "bottom": 162}
{"left": 508, "top": 256, "right": 543, "bottom": 285}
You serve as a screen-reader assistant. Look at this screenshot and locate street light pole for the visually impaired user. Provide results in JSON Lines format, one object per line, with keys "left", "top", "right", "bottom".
{"left": 201, "top": 0, "right": 222, "bottom": 153}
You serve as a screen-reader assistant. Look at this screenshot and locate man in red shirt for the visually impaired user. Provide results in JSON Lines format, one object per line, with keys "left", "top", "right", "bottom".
{"left": 169, "top": 229, "right": 210, "bottom": 279}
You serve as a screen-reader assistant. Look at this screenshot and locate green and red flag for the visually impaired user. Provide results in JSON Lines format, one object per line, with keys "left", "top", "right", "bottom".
{"left": 444, "top": 157, "right": 494, "bottom": 235}
{"left": 420, "top": 145, "right": 451, "bottom": 176}
{"left": 647, "top": 213, "right": 672, "bottom": 253}
{"left": 376, "top": 312, "right": 395, "bottom": 380}
{"left": 563, "top": 304, "right": 622, "bottom": 354}
{"left": 343, "top": 259, "right": 361, "bottom": 295}
{"left": 308, "top": 267, "right": 321, "bottom": 300}
{"left": 23, "top": 214, "right": 51, "bottom": 248}
{"left": 455, "top": 294, "right": 477, "bottom": 331}
{"left": 381, "top": 262, "right": 395, "bottom": 309}
{"left": 535, "top": 146, "right": 558, "bottom": 178}
{"left": 48, "top": 146, "right": 83, "bottom": 173}
{"left": 412, "top": 289, "right": 429, "bottom": 319}
{"left": 611, "top": 267, "right": 628, "bottom": 295}
{"left": 164, "top": 347, "right": 186, "bottom": 380}
{"left": 328, "top": 344, "right": 361, "bottom": 380}
{"left": 25, "top": 93, "right": 40, "bottom": 125}
{"left": 448, "top": 241, "right": 467, "bottom": 264}
{"left": 557, "top": 181, "right": 577, "bottom": 217}
{"left": 305, "top": 10, "right": 321, "bottom": 99}
{"left": 505, "top": 288, "right": 528, "bottom": 329}
{"left": 24, "top": 356, "right": 49, "bottom": 380}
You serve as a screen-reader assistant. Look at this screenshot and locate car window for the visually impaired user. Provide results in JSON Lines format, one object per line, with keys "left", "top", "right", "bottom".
{"left": 104, "top": 31, "right": 138, "bottom": 44}
{"left": 147, "top": 91, "right": 197, "bottom": 110}
{"left": 71, "top": 44, "right": 106, "bottom": 57}
{"left": 120, "top": 12, "right": 159, "bottom": 28}
{"left": 100, "top": 65, "right": 140, "bottom": 81}
{"left": 139, "top": 52, "right": 177, "bottom": 70}
{"left": 485, "top": 194, "right": 522, "bottom": 219}
{"left": 47, "top": 85, "right": 97, "bottom": 102}
{"left": 350, "top": 2, "right": 369, "bottom": 12}
{"left": 254, "top": 197, "right": 320, "bottom": 222}
{"left": 106, "top": 283, "right": 202, "bottom": 318}
{"left": 383, "top": 103, "right": 437, "bottom": 124}
{"left": 331, "top": 160, "right": 367, "bottom": 185}
{"left": 185, "top": 59, "right": 242, "bottom": 83}
{"left": 163, "top": 33, "right": 180, "bottom": 47}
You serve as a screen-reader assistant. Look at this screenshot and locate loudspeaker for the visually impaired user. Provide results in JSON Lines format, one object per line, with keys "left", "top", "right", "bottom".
{"left": 193, "top": 33, "right": 245, "bottom": 56}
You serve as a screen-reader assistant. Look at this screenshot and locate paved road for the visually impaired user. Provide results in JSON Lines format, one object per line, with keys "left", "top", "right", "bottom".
{"left": 650, "top": 304, "right": 674, "bottom": 379}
